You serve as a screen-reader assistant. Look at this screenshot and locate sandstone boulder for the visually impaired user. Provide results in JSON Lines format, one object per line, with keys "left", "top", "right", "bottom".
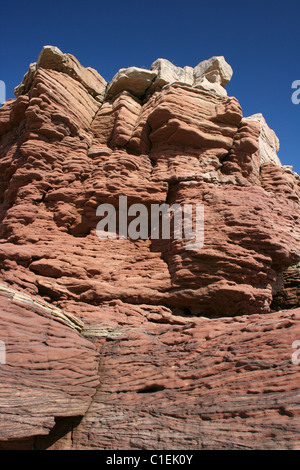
{"left": 193, "top": 55, "right": 233, "bottom": 96}
{"left": 194, "top": 55, "right": 233, "bottom": 87}
{"left": 150, "top": 58, "right": 194, "bottom": 89}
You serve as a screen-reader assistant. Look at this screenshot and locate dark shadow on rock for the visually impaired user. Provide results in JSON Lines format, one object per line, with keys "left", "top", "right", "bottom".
{"left": 0, "top": 416, "right": 83, "bottom": 450}
{"left": 34, "top": 416, "right": 83, "bottom": 450}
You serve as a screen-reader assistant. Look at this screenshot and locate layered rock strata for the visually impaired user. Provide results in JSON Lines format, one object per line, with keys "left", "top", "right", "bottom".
{"left": 0, "top": 46, "right": 299, "bottom": 449}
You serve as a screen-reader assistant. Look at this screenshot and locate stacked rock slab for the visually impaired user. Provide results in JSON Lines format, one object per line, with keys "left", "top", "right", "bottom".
{"left": 0, "top": 46, "right": 299, "bottom": 449}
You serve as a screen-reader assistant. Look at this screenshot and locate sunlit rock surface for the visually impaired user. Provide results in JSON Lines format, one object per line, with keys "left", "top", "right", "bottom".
{"left": 0, "top": 46, "right": 299, "bottom": 450}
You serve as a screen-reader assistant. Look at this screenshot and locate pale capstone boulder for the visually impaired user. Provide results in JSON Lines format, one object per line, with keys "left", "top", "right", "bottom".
{"left": 193, "top": 56, "right": 233, "bottom": 96}
{"left": 150, "top": 58, "right": 194, "bottom": 89}
{"left": 106, "top": 67, "right": 157, "bottom": 99}
{"left": 107, "top": 56, "right": 233, "bottom": 99}
{"left": 193, "top": 56, "right": 233, "bottom": 87}
{"left": 37, "top": 45, "right": 66, "bottom": 69}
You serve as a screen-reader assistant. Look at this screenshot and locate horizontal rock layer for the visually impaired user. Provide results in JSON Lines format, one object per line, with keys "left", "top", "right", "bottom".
{"left": 0, "top": 282, "right": 99, "bottom": 444}
{"left": 43, "top": 304, "right": 300, "bottom": 450}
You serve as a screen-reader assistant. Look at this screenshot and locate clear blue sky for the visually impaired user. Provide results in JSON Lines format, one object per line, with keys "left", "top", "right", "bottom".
{"left": 1, "top": 0, "right": 299, "bottom": 173}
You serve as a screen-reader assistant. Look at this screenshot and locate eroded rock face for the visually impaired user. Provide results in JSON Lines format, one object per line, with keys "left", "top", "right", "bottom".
{"left": 0, "top": 47, "right": 299, "bottom": 449}
{"left": 35, "top": 304, "right": 300, "bottom": 450}
{"left": 0, "top": 282, "right": 99, "bottom": 445}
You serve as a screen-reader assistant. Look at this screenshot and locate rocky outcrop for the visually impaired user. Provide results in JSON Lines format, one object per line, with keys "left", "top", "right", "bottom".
{"left": 14, "top": 45, "right": 106, "bottom": 101}
{"left": 0, "top": 46, "right": 299, "bottom": 449}
{"left": 106, "top": 54, "right": 233, "bottom": 99}
{"left": 34, "top": 305, "right": 300, "bottom": 450}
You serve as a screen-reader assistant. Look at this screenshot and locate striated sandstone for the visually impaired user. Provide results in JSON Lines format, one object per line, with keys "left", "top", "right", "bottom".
{"left": 272, "top": 263, "right": 300, "bottom": 311}
{"left": 0, "top": 282, "right": 99, "bottom": 446}
{"left": 15, "top": 45, "right": 107, "bottom": 102}
{"left": 106, "top": 67, "right": 157, "bottom": 99}
{"left": 0, "top": 47, "right": 299, "bottom": 449}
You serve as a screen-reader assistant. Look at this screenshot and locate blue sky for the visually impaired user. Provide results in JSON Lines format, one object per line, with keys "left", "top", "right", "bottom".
{"left": 1, "top": 0, "right": 299, "bottom": 173}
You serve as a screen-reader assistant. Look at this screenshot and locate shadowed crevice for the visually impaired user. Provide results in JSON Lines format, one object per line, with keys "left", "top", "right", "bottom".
{"left": 34, "top": 416, "right": 83, "bottom": 450}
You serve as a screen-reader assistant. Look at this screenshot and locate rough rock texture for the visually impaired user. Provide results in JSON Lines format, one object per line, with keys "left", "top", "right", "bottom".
{"left": 0, "top": 282, "right": 99, "bottom": 446}
{"left": 14, "top": 45, "right": 106, "bottom": 101}
{"left": 272, "top": 263, "right": 300, "bottom": 311}
{"left": 35, "top": 305, "right": 300, "bottom": 450}
{"left": 0, "top": 47, "right": 299, "bottom": 450}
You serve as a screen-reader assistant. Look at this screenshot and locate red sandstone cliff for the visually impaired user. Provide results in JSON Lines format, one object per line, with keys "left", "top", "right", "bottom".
{"left": 0, "top": 46, "right": 299, "bottom": 450}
